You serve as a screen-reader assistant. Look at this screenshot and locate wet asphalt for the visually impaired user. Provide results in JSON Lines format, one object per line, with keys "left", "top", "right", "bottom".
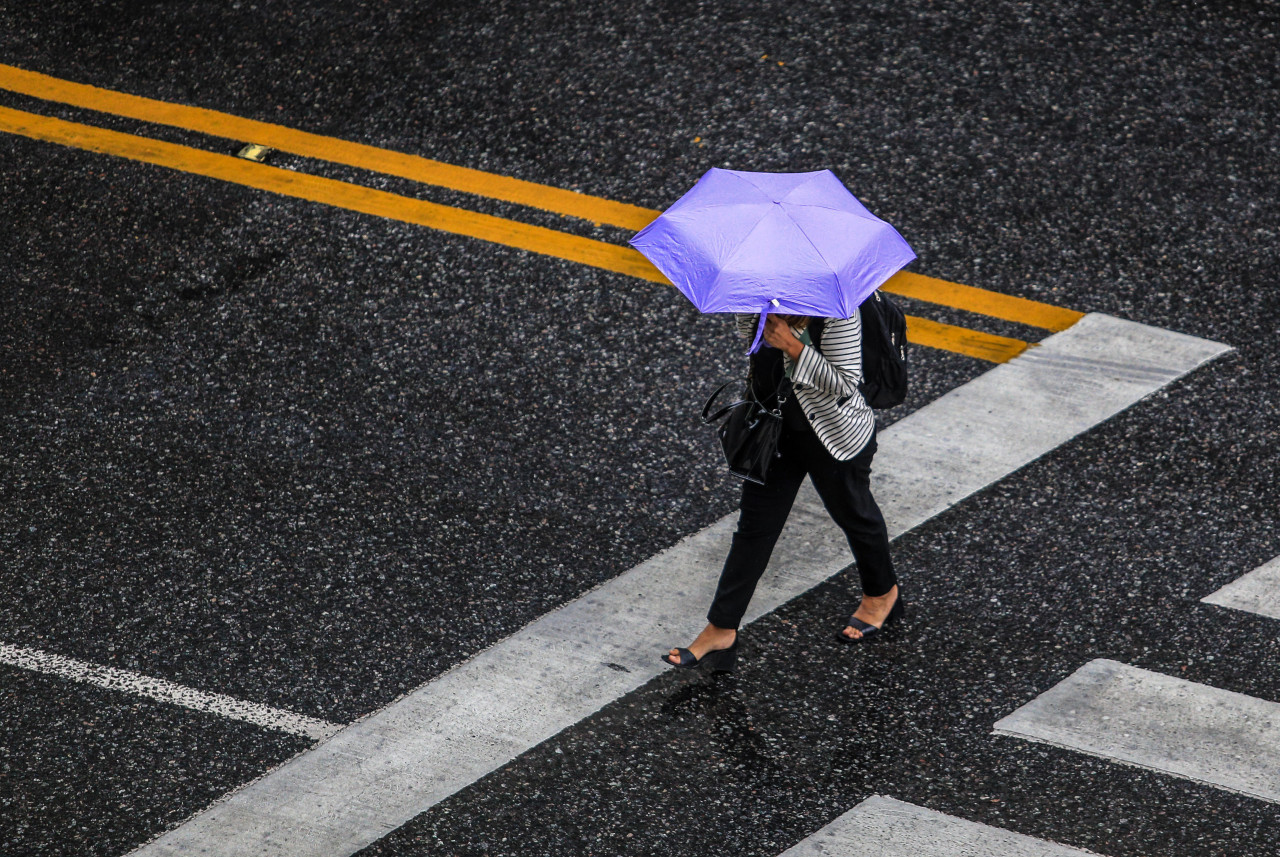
{"left": 1, "top": 0, "right": 1278, "bottom": 854}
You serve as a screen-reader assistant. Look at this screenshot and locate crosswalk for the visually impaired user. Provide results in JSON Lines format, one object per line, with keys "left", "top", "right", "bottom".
{"left": 994, "top": 659, "right": 1280, "bottom": 805}
{"left": 122, "top": 314, "right": 1234, "bottom": 856}
{"left": 1203, "top": 554, "right": 1280, "bottom": 621}
{"left": 0, "top": 281, "right": 1252, "bottom": 855}
{"left": 781, "top": 557, "right": 1280, "bottom": 857}
{"left": 781, "top": 796, "right": 1104, "bottom": 857}
{"left": 992, "top": 554, "right": 1280, "bottom": 811}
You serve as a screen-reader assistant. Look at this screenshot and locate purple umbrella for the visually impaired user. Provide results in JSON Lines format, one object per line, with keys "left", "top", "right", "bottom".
{"left": 629, "top": 168, "right": 915, "bottom": 353}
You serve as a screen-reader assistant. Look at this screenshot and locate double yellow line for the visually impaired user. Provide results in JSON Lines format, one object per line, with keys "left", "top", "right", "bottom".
{"left": 0, "top": 64, "right": 1082, "bottom": 362}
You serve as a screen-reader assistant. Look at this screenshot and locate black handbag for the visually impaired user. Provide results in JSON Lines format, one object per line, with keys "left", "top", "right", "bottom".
{"left": 701, "top": 372, "right": 792, "bottom": 485}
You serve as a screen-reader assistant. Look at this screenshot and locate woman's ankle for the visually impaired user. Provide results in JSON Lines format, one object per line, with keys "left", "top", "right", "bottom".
{"left": 862, "top": 586, "right": 898, "bottom": 605}
{"left": 694, "top": 625, "right": 737, "bottom": 649}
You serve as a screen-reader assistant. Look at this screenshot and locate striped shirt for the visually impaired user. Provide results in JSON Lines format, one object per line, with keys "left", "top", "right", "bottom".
{"left": 735, "top": 312, "right": 876, "bottom": 460}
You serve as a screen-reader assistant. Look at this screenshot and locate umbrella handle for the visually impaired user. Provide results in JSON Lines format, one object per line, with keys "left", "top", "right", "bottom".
{"left": 746, "top": 300, "right": 780, "bottom": 355}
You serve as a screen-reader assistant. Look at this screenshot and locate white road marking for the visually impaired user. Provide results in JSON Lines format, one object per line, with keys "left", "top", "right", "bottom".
{"left": 993, "top": 659, "right": 1280, "bottom": 804}
{"left": 0, "top": 642, "right": 339, "bottom": 741}
{"left": 129, "top": 314, "right": 1229, "bottom": 857}
{"left": 779, "top": 795, "right": 1105, "bottom": 856}
{"left": 1202, "top": 554, "right": 1280, "bottom": 620}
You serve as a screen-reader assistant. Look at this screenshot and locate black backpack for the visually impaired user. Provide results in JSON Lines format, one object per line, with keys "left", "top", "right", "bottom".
{"left": 749, "top": 296, "right": 907, "bottom": 412}
{"left": 857, "top": 290, "right": 909, "bottom": 409}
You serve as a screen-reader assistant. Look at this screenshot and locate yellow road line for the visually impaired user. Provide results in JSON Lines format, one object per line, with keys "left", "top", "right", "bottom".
{"left": 0, "top": 105, "right": 663, "bottom": 282}
{"left": 884, "top": 271, "right": 1083, "bottom": 332}
{"left": 0, "top": 63, "right": 1081, "bottom": 336}
{"left": 0, "top": 104, "right": 1030, "bottom": 363}
{"left": 0, "top": 62, "right": 657, "bottom": 232}
{"left": 904, "top": 315, "right": 1029, "bottom": 363}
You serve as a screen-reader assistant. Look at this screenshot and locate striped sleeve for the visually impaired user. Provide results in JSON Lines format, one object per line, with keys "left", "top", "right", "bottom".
{"left": 790, "top": 314, "right": 863, "bottom": 398}
{"left": 734, "top": 313, "right": 758, "bottom": 344}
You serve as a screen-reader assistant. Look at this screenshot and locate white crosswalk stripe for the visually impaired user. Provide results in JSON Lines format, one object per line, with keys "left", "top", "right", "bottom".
{"left": 993, "top": 658, "right": 1280, "bottom": 804}
{"left": 1202, "top": 554, "right": 1280, "bottom": 621}
{"left": 779, "top": 795, "right": 1105, "bottom": 857}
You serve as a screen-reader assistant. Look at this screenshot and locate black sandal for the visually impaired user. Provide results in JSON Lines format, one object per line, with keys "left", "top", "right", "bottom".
{"left": 835, "top": 596, "right": 904, "bottom": 644}
{"left": 661, "top": 637, "right": 739, "bottom": 673}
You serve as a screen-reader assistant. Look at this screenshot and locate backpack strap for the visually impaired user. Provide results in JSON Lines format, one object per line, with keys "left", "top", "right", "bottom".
{"left": 809, "top": 318, "right": 825, "bottom": 350}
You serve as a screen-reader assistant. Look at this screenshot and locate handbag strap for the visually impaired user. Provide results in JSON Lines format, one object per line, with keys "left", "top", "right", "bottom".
{"left": 702, "top": 374, "right": 791, "bottom": 426}
{"left": 749, "top": 351, "right": 791, "bottom": 408}
{"left": 701, "top": 381, "right": 748, "bottom": 424}
{"left": 706, "top": 322, "right": 820, "bottom": 426}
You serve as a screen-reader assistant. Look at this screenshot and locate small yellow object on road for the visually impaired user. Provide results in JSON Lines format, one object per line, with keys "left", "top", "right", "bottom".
{"left": 236, "top": 143, "right": 273, "bottom": 162}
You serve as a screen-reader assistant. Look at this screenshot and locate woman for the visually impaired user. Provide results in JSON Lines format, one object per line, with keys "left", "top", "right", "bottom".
{"left": 663, "top": 310, "right": 901, "bottom": 671}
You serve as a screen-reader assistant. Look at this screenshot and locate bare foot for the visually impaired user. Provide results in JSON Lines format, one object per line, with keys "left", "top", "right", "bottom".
{"left": 666, "top": 623, "right": 737, "bottom": 665}
{"left": 839, "top": 585, "right": 899, "bottom": 641}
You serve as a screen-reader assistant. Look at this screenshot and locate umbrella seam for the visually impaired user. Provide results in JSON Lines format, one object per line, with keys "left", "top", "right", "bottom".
{"left": 741, "top": 169, "right": 882, "bottom": 221}
{"left": 708, "top": 205, "right": 835, "bottom": 308}
{"left": 724, "top": 170, "right": 772, "bottom": 198}
{"left": 782, "top": 200, "right": 882, "bottom": 219}
{"left": 779, "top": 169, "right": 840, "bottom": 208}
{"left": 786, "top": 210, "right": 843, "bottom": 312}
{"left": 731, "top": 168, "right": 827, "bottom": 201}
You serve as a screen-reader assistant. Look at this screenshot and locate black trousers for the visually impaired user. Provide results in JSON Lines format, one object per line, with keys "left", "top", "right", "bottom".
{"left": 707, "top": 424, "right": 896, "bottom": 630}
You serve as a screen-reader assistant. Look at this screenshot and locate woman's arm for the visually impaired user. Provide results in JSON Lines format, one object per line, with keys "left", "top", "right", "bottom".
{"left": 789, "top": 314, "right": 864, "bottom": 399}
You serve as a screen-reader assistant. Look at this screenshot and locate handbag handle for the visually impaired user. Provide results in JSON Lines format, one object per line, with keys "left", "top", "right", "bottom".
{"left": 701, "top": 381, "right": 748, "bottom": 425}
{"left": 701, "top": 374, "right": 791, "bottom": 426}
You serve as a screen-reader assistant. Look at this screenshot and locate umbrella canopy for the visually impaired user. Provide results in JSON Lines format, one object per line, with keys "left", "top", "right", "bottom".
{"left": 629, "top": 168, "right": 915, "bottom": 352}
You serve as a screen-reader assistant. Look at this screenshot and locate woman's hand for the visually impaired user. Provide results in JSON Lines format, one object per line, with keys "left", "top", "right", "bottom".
{"left": 763, "top": 315, "right": 805, "bottom": 361}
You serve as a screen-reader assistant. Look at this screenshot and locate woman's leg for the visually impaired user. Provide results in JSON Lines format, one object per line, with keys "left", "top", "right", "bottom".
{"left": 705, "top": 435, "right": 809, "bottom": 631}
{"left": 667, "top": 430, "right": 810, "bottom": 664}
{"left": 804, "top": 432, "right": 899, "bottom": 635}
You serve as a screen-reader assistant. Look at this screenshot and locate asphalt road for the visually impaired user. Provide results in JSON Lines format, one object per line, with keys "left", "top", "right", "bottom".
{"left": 1, "top": 1, "right": 1277, "bottom": 855}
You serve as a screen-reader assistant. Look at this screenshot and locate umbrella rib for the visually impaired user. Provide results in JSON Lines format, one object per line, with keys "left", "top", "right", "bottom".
{"left": 707, "top": 205, "right": 841, "bottom": 312}
{"left": 785, "top": 200, "right": 881, "bottom": 219}
{"left": 780, "top": 171, "right": 888, "bottom": 221}
{"left": 723, "top": 170, "right": 777, "bottom": 198}
{"left": 708, "top": 212, "right": 787, "bottom": 302}
{"left": 733, "top": 168, "right": 826, "bottom": 201}
{"left": 786, "top": 211, "right": 842, "bottom": 302}
{"left": 778, "top": 169, "right": 837, "bottom": 206}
